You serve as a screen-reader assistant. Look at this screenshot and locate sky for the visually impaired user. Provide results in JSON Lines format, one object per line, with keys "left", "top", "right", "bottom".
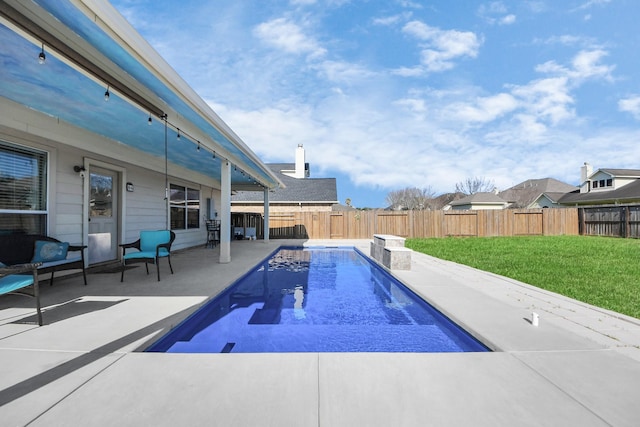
{"left": 110, "top": 0, "right": 640, "bottom": 208}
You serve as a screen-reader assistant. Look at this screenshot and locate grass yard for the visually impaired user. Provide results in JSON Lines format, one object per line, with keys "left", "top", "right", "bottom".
{"left": 406, "top": 235, "right": 640, "bottom": 319}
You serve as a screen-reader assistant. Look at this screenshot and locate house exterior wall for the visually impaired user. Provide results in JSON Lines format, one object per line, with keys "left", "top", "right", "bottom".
{"left": 451, "top": 204, "right": 505, "bottom": 211}
{"left": 530, "top": 195, "right": 556, "bottom": 208}
{"left": 589, "top": 171, "right": 614, "bottom": 191}
{"left": 1, "top": 99, "right": 218, "bottom": 256}
{"left": 613, "top": 177, "right": 636, "bottom": 189}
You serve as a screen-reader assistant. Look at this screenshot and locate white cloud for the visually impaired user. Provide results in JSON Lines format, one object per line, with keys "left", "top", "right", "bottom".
{"left": 511, "top": 77, "right": 574, "bottom": 125}
{"left": 570, "top": 49, "right": 614, "bottom": 81}
{"left": 394, "top": 97, "right": 427, "bottom": 114}
{"left": 619, "top": 96, "right": 640, "bottom": 119}
{"left": 525, "top": 1, "right": 547, "bottom": 13}
{"left": 392, "top": 66, "right": 425, "bottom": 77}
{"left": 535, "top": 49, "right": 613, "bottom": 82}
{"left": 316, "top": 60, "right": 378, "bottom": 84}
{"left": 575, "top": 0, "right": 612, "bottom": 11}
{"left": 478, "top": 2, "right": 516, "bottom": 25}
{"left": 432, "top": 48, "right": 614, "bottom": 130}
{"left": 401, "top": 21, "right": 481, "bottom": 73}
{"left": 209, "top": 101, "right": 326, "bottom": 159}
{"left": 447, "top": 93, "right": 519, "bottom": 123}
{"left": 536, "top": 34, "right": 591, "bottom": 47}
{"left": 253, "top": 17, "right": 326, "bottom": 58}
{"left": 500, "top": 14, "right": 516, "bottom": 25}
{"left": 397, "top": 0, "right": 423, "bottom": 9}
{"left": 372, "top": 13, "right": 410, "bottom": 26}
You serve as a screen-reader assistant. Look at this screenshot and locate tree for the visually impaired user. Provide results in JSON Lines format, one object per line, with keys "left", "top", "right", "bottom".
{"left": 454, "top": 177, "right": 496, "bottom": 195}
{"left": 385, "top": 186, "right": 436, "bottom": 210}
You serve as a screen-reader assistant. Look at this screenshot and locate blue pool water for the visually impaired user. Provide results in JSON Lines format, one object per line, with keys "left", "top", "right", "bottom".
{"left": 147, "top": 247, "right": 489, "bottom": 353}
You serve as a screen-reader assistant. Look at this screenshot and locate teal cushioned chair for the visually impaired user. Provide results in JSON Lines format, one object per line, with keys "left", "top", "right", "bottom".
{"left": 120, "top": 230, "right": 175, "bottom": 282}
{"left": 0, "top": 263, "right": 42, "bottom": 325}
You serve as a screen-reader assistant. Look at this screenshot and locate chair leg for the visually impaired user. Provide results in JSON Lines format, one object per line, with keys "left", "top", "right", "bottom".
{"left": 145, "top": 263, "right": 149, "bottom": 275}
{"left": 33, "top": 273, "right": 42, "bottom": 326}
{"left": 120, "top": 263, "right": 126, "bottom": 282}
{"left": 168, "top": 255, "right": 174, "bottom": 274}
{"left": 82, "top": 267, "right": 88, "bottom": 286}
{"left": 49, "top": 271, "right": 55, "bottom": 287}
{"left": 156, "top": 258, "right": 161, "bottom": 281}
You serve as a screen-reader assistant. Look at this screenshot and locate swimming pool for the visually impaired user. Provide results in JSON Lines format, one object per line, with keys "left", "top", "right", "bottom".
{"left": 147, "top": 246, "right": 489, "bottom": 353}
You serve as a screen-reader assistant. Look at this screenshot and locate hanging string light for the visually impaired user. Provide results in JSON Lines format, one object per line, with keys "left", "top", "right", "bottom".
{"left": 38, "top": 43, "right": 46, "bottom": 64}
{"left": 146, "top": 118, "right": 242, "bottom": 180}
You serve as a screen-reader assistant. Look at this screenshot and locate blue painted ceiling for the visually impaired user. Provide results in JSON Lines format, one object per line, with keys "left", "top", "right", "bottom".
{"left": 0, "top": 0, "right": 277, "bottom": 190}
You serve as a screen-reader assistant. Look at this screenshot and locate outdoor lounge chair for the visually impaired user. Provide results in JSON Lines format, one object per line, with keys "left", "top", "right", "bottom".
{"left": 120, "top": 230, "right": 175, "bottom": 282}
{"left": 0, "top": 263, "right": 42, "bottom": 326}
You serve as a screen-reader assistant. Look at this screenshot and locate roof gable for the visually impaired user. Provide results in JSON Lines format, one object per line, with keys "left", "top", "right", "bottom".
{"left": 499, "top": 178, "right": 577, "bottom": 207}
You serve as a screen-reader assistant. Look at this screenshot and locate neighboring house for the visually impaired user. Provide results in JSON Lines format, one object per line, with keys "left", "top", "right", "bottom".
{"left": 557, "top": 163, "right": 640, "bottom": 206}
{"left": 331, "top": 203, "right": 357, "bottom": 212}
{"left": 432, "top": 192, "right": 466, "bottom": 210}
{"left": 231, "top": 145, "right": 338, "bottom": 214}
{"left": 446, "top": 192, "right": 508, "bottom": 210}
{"left": 500, "top": 178, "right": 578, "bottom": 208}
{"left": 0, "top": 1, "right": 281, "bottom": 265}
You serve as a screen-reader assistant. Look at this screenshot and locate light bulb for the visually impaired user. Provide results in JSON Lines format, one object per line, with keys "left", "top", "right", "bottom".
{"left": 38, "top": 44, "right": 46, "bottom": 64}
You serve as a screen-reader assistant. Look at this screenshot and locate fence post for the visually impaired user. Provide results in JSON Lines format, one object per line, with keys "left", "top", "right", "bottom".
{"left": 578, "top": 208, "right": 584, "bottom": 236}
{"left": 624, "top": 206, "right": 629, "bottom": 238}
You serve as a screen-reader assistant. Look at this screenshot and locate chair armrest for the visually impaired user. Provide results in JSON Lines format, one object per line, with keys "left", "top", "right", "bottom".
{"left": 120, "top": 239, "right": 141, "bottom": 256}
{"left": 0, "top": 262, "right": 41, "bottom": 279}
{"left": 68, "top": 244, "right": 87, "bottom": 252}
{"left": 156, "top": 242, "right": 172, "bottom": 256}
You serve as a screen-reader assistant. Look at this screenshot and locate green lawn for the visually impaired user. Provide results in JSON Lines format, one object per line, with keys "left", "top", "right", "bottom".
{"left": 406, "top": 235, "right": 640, "bottom": 319}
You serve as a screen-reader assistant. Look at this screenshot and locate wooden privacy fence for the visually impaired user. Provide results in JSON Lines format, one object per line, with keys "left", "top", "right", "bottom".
{"left": 267, "top": 208, "right": 579, "bottom": 239}
{"left": 578, "top": 205, "right": 640, "bottom": 238}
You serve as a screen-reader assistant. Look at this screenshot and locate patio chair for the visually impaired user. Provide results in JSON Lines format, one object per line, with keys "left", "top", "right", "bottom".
{"left": 120, "top": 230, "right": 175, "bottom": 282}
{"left": 0, "top": 262, "right": 42, "bottom": 326}
{"left": 205, "top": 220, "right": 220, "bottom": 248}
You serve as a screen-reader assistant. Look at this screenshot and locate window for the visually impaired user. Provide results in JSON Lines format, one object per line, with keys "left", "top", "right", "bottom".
{"left": 606, "top": 179, "right": 613, "bottom": 187}
{"left": 0, "top": 141, "right": 47, "bottom": 234}
{"left": 170, "top": 184, "right": 200, "bottom": 230}
{"left": 593, "top": 181, "right": 598, "bottom": 188}
{"left": 599, "top": 179, "right": 605, "bottom": 187}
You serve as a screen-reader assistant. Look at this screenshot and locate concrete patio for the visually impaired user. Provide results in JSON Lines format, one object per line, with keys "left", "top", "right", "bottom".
{"left": 1, "top": 239, "right": 639, "bottom": 426}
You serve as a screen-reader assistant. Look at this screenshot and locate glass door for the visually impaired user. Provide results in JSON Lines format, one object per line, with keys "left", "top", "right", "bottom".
{"left": 88, "top": 167, "right": 119, "bottom": 264}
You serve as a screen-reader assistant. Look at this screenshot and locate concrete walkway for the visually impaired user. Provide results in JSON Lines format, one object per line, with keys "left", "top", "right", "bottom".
{"left": 1, "top": 239, "right": 639, "bottom": 426}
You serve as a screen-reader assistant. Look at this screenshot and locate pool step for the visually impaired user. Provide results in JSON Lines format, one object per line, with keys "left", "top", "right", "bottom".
{"left": 220, "top": 342, "right": 235, "bottom": 353}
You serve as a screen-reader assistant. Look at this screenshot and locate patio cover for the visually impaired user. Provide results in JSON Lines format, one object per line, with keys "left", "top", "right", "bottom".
{"left": 0, "top": 0, "right": 283, "bottom": 191}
